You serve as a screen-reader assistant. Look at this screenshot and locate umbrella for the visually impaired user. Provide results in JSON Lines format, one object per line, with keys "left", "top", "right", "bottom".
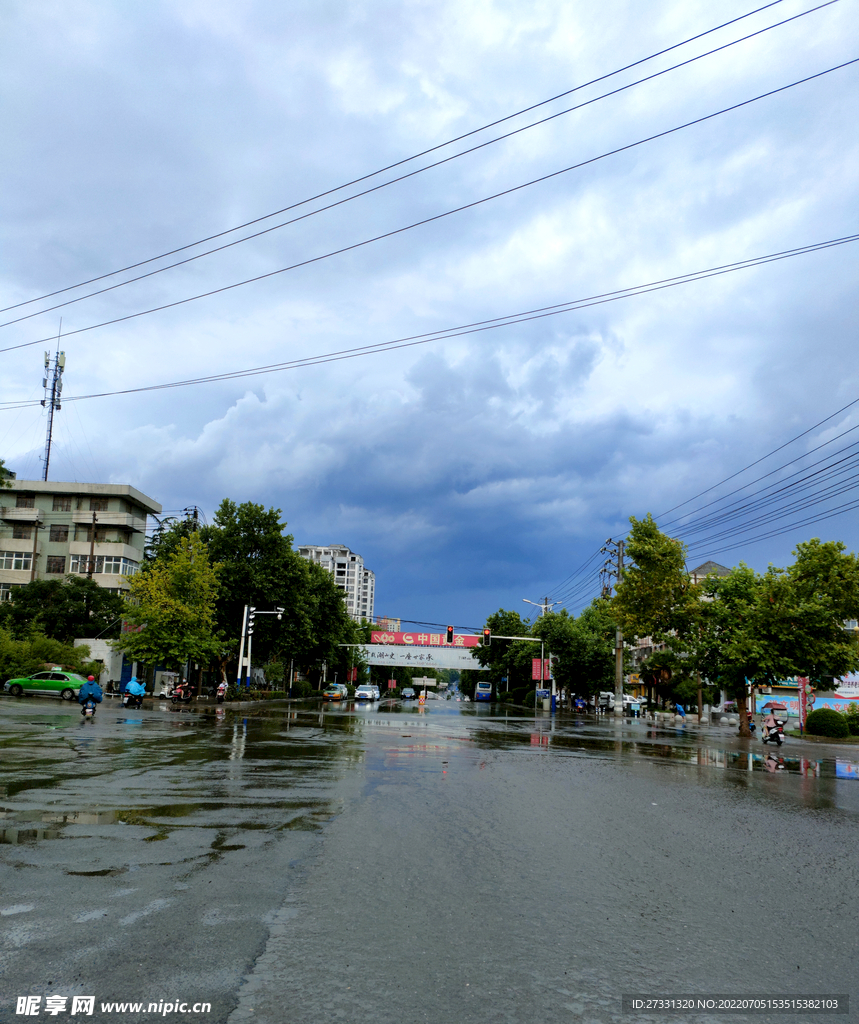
{"left": 761, "top": 701, "right": 787, "bottom": 710}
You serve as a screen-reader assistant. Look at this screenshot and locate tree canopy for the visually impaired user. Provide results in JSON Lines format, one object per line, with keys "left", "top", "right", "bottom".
{"left": 0, "top": 576, "right": 125, "bottom": 641}
{"left": 117, "top": 533, "right": 225, "bottom": 669}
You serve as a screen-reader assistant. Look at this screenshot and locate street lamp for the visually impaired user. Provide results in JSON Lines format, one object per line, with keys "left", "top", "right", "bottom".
{"left": 523, "top": 598, "right": 557, "bottom": 709}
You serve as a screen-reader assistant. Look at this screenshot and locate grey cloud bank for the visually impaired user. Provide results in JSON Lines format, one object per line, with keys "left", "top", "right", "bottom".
{"left": 1, "top": 0, "right": 857, "bottom": 625}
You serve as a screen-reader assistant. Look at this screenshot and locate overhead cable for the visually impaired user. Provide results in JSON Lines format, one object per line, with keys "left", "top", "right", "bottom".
{"left": 0, "top": 2, "right": 838, "bottom": 331}
{"left": 0, "top": 0, "right": 796, "bottom": 317}
{"left": 2, "top": 58, "right": 856, "bottom": 358}
{"left": 1, "top": 233, "right": 855, "bottom": 408}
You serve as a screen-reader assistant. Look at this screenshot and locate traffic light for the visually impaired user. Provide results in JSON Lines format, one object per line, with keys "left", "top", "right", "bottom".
{"left": 482, "top": 628, "right": 491, "bottom": 647}
{"left": 247, "top": 607, "right": 256, "bottom": 636}
{"left": 446, "top": 625, "right": 454, "bottom": 644}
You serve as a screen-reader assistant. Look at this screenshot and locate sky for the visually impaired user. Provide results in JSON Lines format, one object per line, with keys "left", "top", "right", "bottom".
{"left": 1, "top": 0, "right": 858, "bottom": 629}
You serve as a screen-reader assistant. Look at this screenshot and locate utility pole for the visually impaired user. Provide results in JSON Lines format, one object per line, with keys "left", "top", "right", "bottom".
{"left": 41, "top": 338, "right": 66, "bottom": 482}
{"left": 87, "top": 512, "right": 98, "bottom": 579}
{"left": 601, "top": 539, "right": 625, "bottom": 718}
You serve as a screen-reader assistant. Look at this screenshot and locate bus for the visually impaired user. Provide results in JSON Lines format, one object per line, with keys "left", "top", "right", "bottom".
{"left": 474, "top": 680, "right": 492, "bottom": 702}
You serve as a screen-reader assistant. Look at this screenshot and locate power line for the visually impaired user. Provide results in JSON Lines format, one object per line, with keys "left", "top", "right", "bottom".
{"left": 1, "top": 232, "right": 855, "bottom": 410}
{"left": 2, "top": 57, "right": 856, "bottom": 359}
{"left": 0, "top": 0, "right": 795, "bottom": 318}
{"left": 1, "top": 2, "right": 837, "bottom": 332}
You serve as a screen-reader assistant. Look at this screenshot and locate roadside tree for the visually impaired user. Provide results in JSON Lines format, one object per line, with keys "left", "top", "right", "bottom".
{"left": 116, "top": 534, "right": 225, "bottom": 678}
{"left": 0, "top": 576, "right": 124, "bottom": 641}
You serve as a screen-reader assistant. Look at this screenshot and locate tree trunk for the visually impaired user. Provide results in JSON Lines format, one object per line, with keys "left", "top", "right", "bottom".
{"left": 737, "top": 689, "right": 751, "bottom": 737}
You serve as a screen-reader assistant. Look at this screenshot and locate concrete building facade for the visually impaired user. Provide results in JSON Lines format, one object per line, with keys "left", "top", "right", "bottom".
{"left": 296, "top": 543, "right": 375, "bottom": 622}
{"left": 0, "top": 479, "right": 161, "bottom": 602}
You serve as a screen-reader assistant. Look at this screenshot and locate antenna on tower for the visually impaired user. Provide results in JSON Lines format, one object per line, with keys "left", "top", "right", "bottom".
{"left": 41, "top": 320, "right": 66, "bottom": 481}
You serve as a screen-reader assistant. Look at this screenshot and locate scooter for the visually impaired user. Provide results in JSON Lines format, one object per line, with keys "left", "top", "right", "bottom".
{"left": 80, "top": 698, "right": 98, "bottom": 720}
{"left": 574, "top": 697, "right": 587, "bottom": 713}
{"left": 122, "top": 692, "right": 143, "bottom": 709}
{"left": 762, "top": 718, "right": 785, "bottom": 746}
{"left": 170, "top": 686, "right": 193, "bottom": 705}
{"left": 216, "top": 683, "right": 228, "bottom": 705}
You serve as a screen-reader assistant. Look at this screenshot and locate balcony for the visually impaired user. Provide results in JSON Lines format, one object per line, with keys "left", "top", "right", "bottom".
{"left": 0, "top": 506, "right": 43, "bottom": 523}
{"left": 71, "top": 511, "right": 146, "bottom": 531}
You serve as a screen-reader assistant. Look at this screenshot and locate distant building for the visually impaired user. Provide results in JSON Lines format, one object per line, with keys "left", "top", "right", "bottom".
{"left": 296, "top": 543, "right": 375, "bottom": 622}
{"left": 375, "top": 615, "right": 401, "bottom": 631}
{"left": 0, "top": 479, "right": 161, "bottom": 602}
{"left": 689, "top": 561, "right": 731, "bottom": 585}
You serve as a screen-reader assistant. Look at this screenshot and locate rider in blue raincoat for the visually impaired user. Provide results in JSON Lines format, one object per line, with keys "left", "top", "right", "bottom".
{"left": 78, "top": 675, "right": 104, "bottom": 705}
{"left": 125, "top": 676, "right": 146, "bottom": 698}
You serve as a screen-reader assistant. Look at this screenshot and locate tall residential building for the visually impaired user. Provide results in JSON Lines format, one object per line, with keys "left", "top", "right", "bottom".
{"left": 296, "top": 543, "right": 375, "bottom": 622}
{"left": 0, "top": 479, "right": 161, "bottom": 602}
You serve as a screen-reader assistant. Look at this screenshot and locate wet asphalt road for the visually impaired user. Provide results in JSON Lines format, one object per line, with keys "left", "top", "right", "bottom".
{"left": 1, "top": 696, "right": 858, "bottom": 1024}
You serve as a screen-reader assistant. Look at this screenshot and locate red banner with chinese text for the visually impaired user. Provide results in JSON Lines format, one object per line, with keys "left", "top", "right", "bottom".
{"left": 371, "top": 631, "right": 479, "bottom": 647}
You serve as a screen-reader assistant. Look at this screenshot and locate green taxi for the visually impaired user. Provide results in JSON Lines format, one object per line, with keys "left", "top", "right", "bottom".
{"left": 3, "top": 669, "right": 89, "bottom": 701}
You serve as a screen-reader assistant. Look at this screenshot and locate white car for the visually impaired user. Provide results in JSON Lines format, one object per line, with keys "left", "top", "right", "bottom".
{"left": 354, "top": 684, "right": 380, "bottom": 700}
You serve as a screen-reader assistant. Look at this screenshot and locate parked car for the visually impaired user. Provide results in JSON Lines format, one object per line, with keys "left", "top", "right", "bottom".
{"left": 401, "top": 687, "right": 416, "bottom": 700}
{"left": 355, "top": 684, "right": 380, "bottom": 700}
{"left": 3, "top": 669, "right": 88, "bottom": 701}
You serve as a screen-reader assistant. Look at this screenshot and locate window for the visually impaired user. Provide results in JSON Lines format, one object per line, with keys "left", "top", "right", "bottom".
{"left": 89, "top": 497, "right": 109, "bottom": 512}
{"left": 49, "top": 524, "right": 69, "bottom": 543}
{"left": 0, "top": 551, "right": 32, "bottom": 571}
{"left": 15, "top": 494, "right": 35, "bottom": 508}
{"left": 52, "top": 496, "right": 72, "bottom": 512}
{"left": 12, "top": 524, "right": 32, "bottom": 540}
{"left": 1, "top": 583, "right": 16, "bottom": 602}
{"left": 46, "top": 555, "right": 66, "bottom": 574}
{"left": 71, "top": 554, "right": 138, "bottom": 576}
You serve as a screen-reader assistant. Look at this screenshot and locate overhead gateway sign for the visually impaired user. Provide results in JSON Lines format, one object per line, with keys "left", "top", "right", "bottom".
{"left": 364, "top": 644, "right": 480, "bottom": 670}
{"left": 371, "top": 631, "right": 479, "bottom": 648}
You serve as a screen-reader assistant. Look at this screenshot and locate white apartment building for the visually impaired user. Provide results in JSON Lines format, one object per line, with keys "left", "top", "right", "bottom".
{"left": 296, "top": 543, "right": 375, "bottom": 622}
{"left": 0, "top": 479, "right": 161, "bottom": 601}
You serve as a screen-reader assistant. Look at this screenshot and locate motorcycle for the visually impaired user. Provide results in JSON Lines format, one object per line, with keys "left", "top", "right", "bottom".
{"left": 574, "top": 697, "right": 587, "bottom": 713}
{"left": 122, "top": 692, "right": 143, "bottom": 709}
{"left": 170, "top": 686, "right": 193, "bottom": 705}
{"left": 216, "top": 683, "right": 228, "bottom": 704}
{"left": 80, "top": 698, "right": 98, "bottom": 720}
{"left": 762, "top": 718, "right": 785, "bottom": 746}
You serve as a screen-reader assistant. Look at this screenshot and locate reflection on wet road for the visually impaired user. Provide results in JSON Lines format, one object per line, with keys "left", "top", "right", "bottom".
{"left": 2, "top": 697, "right": 858, "bottom": 1023}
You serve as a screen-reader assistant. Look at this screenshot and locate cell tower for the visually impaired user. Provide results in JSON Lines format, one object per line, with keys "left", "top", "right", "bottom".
{"left": 41, "top": 348, "right": 66, "bottom": 481}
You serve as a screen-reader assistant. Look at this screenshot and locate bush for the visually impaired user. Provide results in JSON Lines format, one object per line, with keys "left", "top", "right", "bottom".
{"left": 845, "top": 703, "right": 859, "bottom": 736}
{"left": 524, "top": 688, "right": 537, "bottom": 708}
{"left": 290, "top": 680, "right": 313, "bottom": 699}
{"left": 511, "top": 686, "right": 529, "bottom": 705}
{"left": 805, "top": 708, "right": 850, "bottom": 738}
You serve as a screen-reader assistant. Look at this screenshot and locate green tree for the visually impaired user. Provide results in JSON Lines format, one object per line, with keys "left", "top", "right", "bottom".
{"left": 472, "top": 609, "right": 533, "bottom": 695}
{"left": 0, "top": 457, "right": 12, "bottom": 488}
{"left": 699, "top": 547, "right": 859, "bottom": 736}
{"left": 611, "top": 513, "right": 706, "bottom": 706}
{"left": 0, "top": 629, "right": 101, "bottom": 681}
{"left": 202, "top": 499, "right": 355, "bottom": 683}
{"left": 611, "top": 513, "right": 694, "bottom": 641}
{"left": 116, "top": 534, "right": 225, "bottom": 673}
{"left": 0, "top": 576, "right": 124, "bottom": 641}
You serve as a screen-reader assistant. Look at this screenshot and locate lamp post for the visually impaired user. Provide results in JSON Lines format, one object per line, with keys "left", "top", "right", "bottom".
{"left": 523, "top": 597, "right": 557, "bottom": 710}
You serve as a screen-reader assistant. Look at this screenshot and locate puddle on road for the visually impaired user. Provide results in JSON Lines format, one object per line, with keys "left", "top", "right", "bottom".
{"left": 0, "top": 703, "right": 362, "bottom": 848}
{"left": 2, "top": 700, "right": 857, "bottom": 847}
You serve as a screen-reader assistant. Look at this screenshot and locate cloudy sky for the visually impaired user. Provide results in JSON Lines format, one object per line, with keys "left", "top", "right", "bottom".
{"left": 2, "top": 0, "right": 857, "bottom": 627}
